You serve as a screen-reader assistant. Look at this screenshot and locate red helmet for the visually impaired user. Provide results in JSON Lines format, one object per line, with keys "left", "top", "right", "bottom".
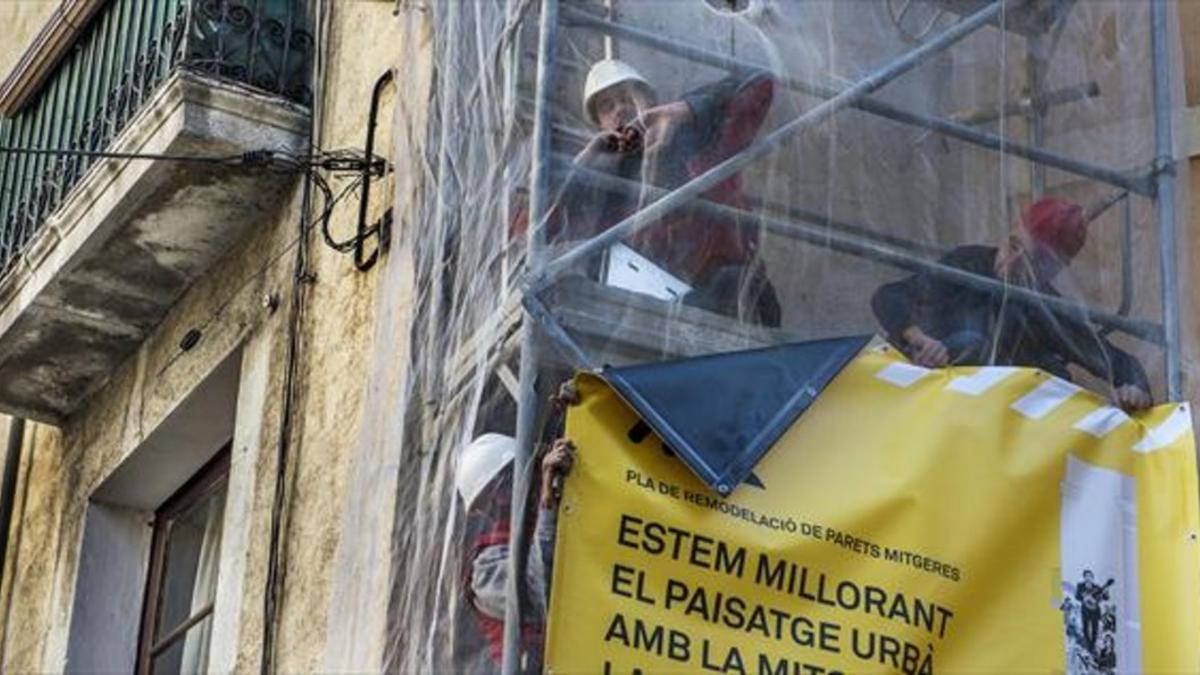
{"left": 1020, "top": 197, "right": 1086, "bottom": 261}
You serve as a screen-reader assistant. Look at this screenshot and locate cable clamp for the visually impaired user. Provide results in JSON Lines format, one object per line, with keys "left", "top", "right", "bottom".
{"left": 242, "top": 149, "right": 277, "bottom": 166}
{"left": 1151, "top": 154, "right": 1177, "bottom": 178}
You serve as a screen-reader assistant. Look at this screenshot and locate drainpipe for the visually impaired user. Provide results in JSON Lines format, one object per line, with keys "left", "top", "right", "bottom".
{"left": 0, "top": 418, "right": 25, "bottom": 583}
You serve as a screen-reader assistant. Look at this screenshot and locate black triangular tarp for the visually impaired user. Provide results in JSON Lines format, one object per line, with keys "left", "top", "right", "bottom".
{"left": 601, "top": 336, "right": 871, "bottom": 496}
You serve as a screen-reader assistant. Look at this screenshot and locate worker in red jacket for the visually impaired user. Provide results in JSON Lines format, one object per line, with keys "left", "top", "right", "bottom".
{"left": 871, "top": 197, "right": 1152, "bottom": 410}
{"left": 451, "top": 385, "right": 579, "bottom": 674}
{"left": 534, "top": 59, "right": 781, "bottom": 326}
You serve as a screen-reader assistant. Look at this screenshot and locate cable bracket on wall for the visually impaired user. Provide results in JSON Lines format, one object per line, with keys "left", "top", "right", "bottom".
{"left": 352, "top": 70, "right": 398, "bottom": 272}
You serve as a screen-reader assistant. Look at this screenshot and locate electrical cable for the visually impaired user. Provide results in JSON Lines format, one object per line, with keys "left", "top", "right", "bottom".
{"left": 260, "top": 164, "right": 311, "bottom": 675}
{"left": 258, "top": 143, "right": 311, "bottom": 675}
{"left": 0, "top": 145, "right": 384, "bottom": 174}
{"left": 0, "top": 144, "right": 385, "bottom": 269}
{"left": 154, "top": 226, "right": 308, "bottom": 379}
{"left": 261, "top": 0, "right": 328, "bottom": 670}
{"left": 311, "top": 170, "right": 372, "bottom": 253}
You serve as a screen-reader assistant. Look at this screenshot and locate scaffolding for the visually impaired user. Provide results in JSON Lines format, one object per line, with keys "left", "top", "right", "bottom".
{"left": 382, "top": 1, "right": 1188, "bottom": 671}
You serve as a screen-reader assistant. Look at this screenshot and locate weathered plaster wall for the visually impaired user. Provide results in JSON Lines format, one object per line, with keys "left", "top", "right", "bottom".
{"left": 0, "top": 1, "right": 415, "bottom": 672}
{"left": 1179, "top": 0, "right": 1200, "bottom": 401}
{"left": 0, "top": 174, "right": 303, "bottom": 672}
{"left": 265, "top": 0, "right": 407, "bottom": 670}
{"left": 0, "top": 1, "right": 58, "bottom": 82}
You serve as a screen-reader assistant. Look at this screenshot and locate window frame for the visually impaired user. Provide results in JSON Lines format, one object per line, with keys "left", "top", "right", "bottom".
{"left": 134, "top": 443, "right": 232, "bottom": 675}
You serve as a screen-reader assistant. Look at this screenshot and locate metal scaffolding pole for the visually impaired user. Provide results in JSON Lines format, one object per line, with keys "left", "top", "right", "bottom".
{"left": 561, "top": 5, "right": 1154, "bottom": 197}
{"left": 1027, "top": 34, "right": 1047, "bottom": 197}
{"left": 502, "top": 0, "right": 558, "bottom": 673}
{"left": 1151, "top": 0, "right": 1182, "bottom": 400}
{"left": 535, "top": 0, "right": 1016, "bottom": 291}
{"left": 523, "top": 291, "right": 596, "bottom": 368}
{"left": 548, "top": 159, "right": 1164, "bottom": 345}
{"left": 947, "top": 81, "right": 1099, "bottom": 127}
{"left": 535, "top": 109, "right": 951, "bottom": 259}
{"left": 422, "top": 0, "right": 463, "bottom": 417}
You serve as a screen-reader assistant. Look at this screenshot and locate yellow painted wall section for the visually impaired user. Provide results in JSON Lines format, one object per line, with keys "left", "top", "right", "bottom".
{"left": 0, "top": 1, "right": 59, "bottom": 83}
{"left": 269, "top": 1, "right": 408, "bottom": 671}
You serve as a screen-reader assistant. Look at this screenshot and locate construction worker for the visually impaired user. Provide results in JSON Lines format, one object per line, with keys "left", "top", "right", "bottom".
{"left": 452, "top": 401, "right": 578, "bottom": 672}
{"left": 871, "top": 197, "right": 1152, "bottom": 411}
{"left": 550, "top": 58, "right": 782, "bottom": 326}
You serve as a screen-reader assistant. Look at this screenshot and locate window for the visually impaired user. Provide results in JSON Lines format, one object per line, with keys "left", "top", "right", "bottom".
{"left": 135, "top": 445, "right": 231, "bottom": 675}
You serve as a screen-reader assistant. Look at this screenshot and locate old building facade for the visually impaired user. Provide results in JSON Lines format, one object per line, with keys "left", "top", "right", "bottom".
{"left": 0, "top": 0, "right": 416, "bottom": 671}
{"left": 2, "top": 0, "right": 1200, "bottom": 673}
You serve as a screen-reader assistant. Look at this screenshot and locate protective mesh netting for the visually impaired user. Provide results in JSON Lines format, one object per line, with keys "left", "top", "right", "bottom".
{"left": 329, "top": 1, "right": 1194, "bottom": 671}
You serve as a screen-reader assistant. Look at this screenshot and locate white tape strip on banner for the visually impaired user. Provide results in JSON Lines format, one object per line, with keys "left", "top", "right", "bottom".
{"left": 1073, "top": 406, "right": 1131, "bottom": 439}
{"left": 1011, "top": 377, "right": 1081, "bottom": 420}
{"left": 1132, "top": 404, "right": 1192, "bottom": 454}
{"left": 875, "top": 362, "right": 932, "bottom": 388}
{"left": 946, "top": 367, "right": 1020, "bottom": 396}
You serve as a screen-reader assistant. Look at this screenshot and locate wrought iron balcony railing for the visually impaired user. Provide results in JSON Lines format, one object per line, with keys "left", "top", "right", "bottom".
{"left": 0, "top": 0, "right": 313, "bottom": 275}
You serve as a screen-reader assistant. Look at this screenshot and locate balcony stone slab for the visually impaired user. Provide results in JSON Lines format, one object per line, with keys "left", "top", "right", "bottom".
{"left": 0, "top": 71, "right": 308, "bottom": 423}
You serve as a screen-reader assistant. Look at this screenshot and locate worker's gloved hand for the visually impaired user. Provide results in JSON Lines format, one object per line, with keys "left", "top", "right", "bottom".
{"left": 902, "top": 327, "right": 950, "bottom": 368}
{"left": 540, "top": 439, "right": 576, "bottom": 509}
{"left": 552, "top": 381, "right": 581, "bottom": 408}
{"left": 635, "top": 101, "right": 693, "bottom": 159}
{"left": 576, "top": 131, "right": 629, "bottom": 170}
{"left": 1113, "top": 384, "right": 1152, "bottom": 412}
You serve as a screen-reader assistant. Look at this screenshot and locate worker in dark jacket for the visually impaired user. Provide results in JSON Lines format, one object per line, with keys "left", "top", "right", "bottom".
{"left": 871, "top": 197, "right": 1152, "bottom": 411}
{"left": 550, "top": 59, "right": 781, "bottom": 326}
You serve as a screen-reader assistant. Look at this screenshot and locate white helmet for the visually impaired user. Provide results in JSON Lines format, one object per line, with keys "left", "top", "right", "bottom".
{"left": 583, "top": 59, "right": 656, "bottom": 125}
{"left": 455, "top": 433, "right": 516, "bottom": 508}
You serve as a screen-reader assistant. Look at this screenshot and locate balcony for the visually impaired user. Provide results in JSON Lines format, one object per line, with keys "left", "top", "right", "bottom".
{"left": 0, "top": 0, "right": 312, "bottom": 423}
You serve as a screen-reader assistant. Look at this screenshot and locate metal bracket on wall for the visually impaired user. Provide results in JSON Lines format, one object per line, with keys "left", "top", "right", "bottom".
{"left": 355, "top": 70, "right": 398, "bottom": 272}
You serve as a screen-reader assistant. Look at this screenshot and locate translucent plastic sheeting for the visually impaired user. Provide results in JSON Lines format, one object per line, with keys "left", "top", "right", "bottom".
{"left": 364, "top": 1, "right": 1193, "bottom": 672}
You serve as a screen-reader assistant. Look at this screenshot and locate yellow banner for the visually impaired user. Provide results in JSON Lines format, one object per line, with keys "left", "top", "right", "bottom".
{"left": 545, "top": 346, "right": 1200, "bottom": 674}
